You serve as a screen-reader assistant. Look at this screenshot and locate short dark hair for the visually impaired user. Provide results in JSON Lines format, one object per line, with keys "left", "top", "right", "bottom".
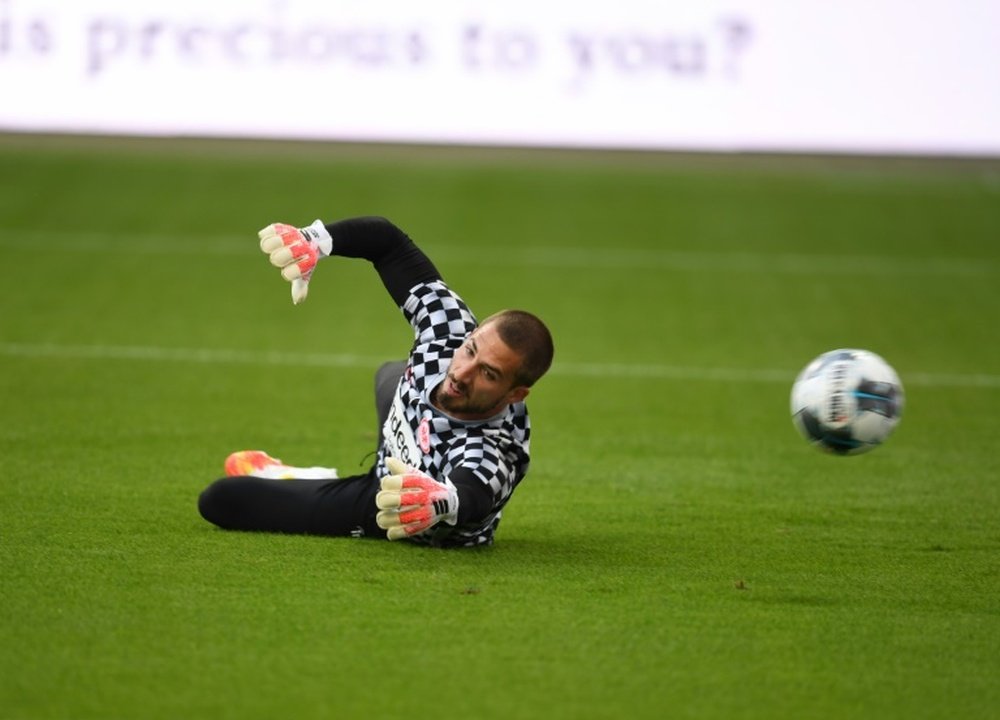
{"left": 478, "top": 309, "right": 554, "bottom": 388}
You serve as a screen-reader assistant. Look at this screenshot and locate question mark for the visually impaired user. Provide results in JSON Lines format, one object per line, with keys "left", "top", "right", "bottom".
{"left": 718, "top": 16, "right": 752, "bottom": 78}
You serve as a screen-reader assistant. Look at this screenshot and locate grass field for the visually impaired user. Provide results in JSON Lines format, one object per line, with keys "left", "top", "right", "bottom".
{"left": 1, "top": 134, "right": 999, "bottom": 720}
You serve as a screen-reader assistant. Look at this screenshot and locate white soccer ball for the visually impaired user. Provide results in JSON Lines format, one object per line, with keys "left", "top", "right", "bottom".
{"left": 790, "top": 348, "right": 904, "bottom": 455}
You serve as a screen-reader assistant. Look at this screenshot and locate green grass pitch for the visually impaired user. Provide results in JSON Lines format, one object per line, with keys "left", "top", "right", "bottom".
{"left": 1, "top": 134, "right": 999, "bottom": 720}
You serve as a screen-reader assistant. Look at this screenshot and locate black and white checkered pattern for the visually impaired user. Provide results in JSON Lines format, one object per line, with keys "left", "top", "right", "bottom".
{"left": 375, "top": 280, "right": 531, "bottom": 547}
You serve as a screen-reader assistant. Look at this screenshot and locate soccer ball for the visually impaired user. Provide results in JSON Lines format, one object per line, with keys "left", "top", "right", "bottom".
{"left": 790, "top": 349, "right": 904, "bottom": 455}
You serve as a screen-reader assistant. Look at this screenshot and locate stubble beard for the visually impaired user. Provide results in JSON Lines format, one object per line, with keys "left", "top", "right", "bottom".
{"left": 435, "top": 376, "right": 500, "bottom": 418}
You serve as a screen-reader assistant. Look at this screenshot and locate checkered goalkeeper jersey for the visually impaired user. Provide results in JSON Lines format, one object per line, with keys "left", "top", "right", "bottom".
{"left": 374, "top": 280, "right": 532, "bottom": 548}
{"left": 325, "top": 216, "right": 532, "bottom": 548}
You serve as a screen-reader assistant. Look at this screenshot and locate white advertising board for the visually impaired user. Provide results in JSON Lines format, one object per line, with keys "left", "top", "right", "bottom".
{"left": 1, "top": 0, "right": 998, "bottom": 155}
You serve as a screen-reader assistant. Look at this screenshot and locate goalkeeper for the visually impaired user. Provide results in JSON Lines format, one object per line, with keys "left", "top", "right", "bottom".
{"left": 197, "top": 216, "right": 554, "bottom": 547}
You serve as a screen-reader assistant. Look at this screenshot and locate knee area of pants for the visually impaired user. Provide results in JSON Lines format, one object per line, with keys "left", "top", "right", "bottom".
{"left": 198, "top": 478, "right": 235, "bottom": 523}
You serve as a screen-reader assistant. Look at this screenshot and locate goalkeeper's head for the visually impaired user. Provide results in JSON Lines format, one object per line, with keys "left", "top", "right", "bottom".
{"left": 434, "top": 309, "right": 553, "bottom": 420}
{"left": 478, "top": 310, "right": 554, "bottom": 388}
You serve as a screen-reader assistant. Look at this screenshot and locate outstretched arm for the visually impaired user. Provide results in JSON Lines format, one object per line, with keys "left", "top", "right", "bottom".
{"left": 259, "top": 216, "right": 441, "bottom": 307}
{"left": 324, "top": 216, "right": 442, "bottom": 307}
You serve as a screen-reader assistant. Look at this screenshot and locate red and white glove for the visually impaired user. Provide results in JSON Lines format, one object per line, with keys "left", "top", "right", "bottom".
{"left": 375, "top": 458, "right": 459, "bottom": 541}
{"left": 258, "top": 220, "right": 333, "bottom": 304}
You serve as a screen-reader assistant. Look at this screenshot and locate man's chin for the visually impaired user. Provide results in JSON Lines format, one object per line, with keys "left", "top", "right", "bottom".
{"left": 440, "top": 394, "right": 491, "bottom": 418}
{"left": 436, "top": 392, "right": 464, "bottom": 413}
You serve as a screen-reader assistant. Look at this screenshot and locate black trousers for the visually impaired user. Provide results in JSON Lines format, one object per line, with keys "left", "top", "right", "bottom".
{"left": 198, "top": 361, "right": 406, "bottom": 539}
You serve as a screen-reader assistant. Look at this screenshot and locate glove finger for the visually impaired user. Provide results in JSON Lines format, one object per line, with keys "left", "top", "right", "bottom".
{"left": 259, "top": 224, "right": 299, "bottom": 250}
{"left": 259, "top": 230, "right": 282, "bottom": 253}
{"left": 377, "top": 509, "right": 425, "bottom": 537}
{"left": 258, "top": 223, "right": 280, "bottom": 240}
{"left": 386, "top": 526, "right": 409, "bottom": 541}
{"left": 375, "top": 489, "right": 403, "bottom": 510}
{"left": 379, "top": 474, "right": 404, "bottom": 491}
{"left": 385, "top": 457, "right": 413, "bottom": 475}
{"left": 398, "top": 506, "right": 432, "bottom": 527}
{"left": 283, "top": 254, "right": 317, "bottom": 281}
{"left": 398, "top": 484, "right": 429, "bottom": 505}
{"left": 379, "top": 512, "right": 428, "bottom": 540}
{"left": 376, "top": 509, "right": 400, "bottom": 529}
{"left": 269, "top": 246, "right": 295, "bottom": 269}
{"left": 291, "top": 278, "right": 309, "bottom": 305}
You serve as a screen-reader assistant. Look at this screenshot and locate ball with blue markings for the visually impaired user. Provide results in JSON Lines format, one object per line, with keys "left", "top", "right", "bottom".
{"left": 791, "top": 349, "right": 904, "bottom": 455}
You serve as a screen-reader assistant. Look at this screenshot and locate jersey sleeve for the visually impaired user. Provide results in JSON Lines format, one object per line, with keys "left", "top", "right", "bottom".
{"left": 324, "top": 217, "right": 478, "bottom": 342}
{"left": 401, "top": 280, "right": 478, "bottom": 345}
{"left": 433, "top": 434, "right": 522, "bottom": 546}
{"left": 449, "top": 469, "right": 494, "bottom": 525}
{"left": 446, "top": 433, "right": 521, "bottom": 508}
{"left": 325, "top": 216, "right": 441, "bottom": 306}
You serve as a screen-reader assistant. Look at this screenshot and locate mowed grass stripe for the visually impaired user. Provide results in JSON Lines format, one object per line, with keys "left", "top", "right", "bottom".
{"left": 0, "top": 230, "right": 996, "bottom": 276}
{"left": 3, "top": 341, "right": 999, "bottom": 388}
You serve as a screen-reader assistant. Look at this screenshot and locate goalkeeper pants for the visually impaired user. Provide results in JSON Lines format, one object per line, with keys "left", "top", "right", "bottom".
{"left": 197, "top": 361, "right": 406, "bottom": 539}
{"left": 198, "top": 470, "right": 385, "bottom": 538}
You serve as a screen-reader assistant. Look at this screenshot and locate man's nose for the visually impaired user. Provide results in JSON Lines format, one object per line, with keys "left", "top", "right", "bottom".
{"left": 453, "top": 361, "right": 475, "bottom": 383}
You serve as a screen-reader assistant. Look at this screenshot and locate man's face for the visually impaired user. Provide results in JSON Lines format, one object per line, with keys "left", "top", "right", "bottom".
{"left": 434, "top": 323, "right": 530, "bottom": 420}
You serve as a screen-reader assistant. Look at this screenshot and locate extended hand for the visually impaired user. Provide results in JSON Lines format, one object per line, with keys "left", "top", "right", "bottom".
{"left": 258, "top": 220, "right": 332, "bottom": 304}
{"left": 375, "top": 458, "right": 459, "bottom": 540}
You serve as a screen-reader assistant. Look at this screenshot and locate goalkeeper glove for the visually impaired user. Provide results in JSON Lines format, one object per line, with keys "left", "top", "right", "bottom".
{"left": 258, "top": 220, "right": 333, "bottom": 304}
{"left": 375, "top": 457, "right": 459, "bottom": 541}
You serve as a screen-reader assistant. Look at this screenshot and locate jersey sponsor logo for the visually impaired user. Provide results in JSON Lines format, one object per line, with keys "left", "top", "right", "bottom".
{"left": 418, "top": 418, "right": 431, "bottom": 454}
{"left": 383, "top": 392, "right": 422, "bottom": 469}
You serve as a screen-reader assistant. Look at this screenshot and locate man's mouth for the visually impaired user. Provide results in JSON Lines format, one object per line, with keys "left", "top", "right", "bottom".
{"left": 445, "top": 377, "right": 465, "bottom": 398}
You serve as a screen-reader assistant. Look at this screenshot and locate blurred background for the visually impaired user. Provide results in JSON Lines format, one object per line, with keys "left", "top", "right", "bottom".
{"left": 2, "top": 0, "right": 998, "bottom": 155}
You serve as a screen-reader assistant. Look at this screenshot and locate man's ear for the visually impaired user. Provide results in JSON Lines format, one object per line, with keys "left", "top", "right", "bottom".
{"left": 507, "top": 386, "right": 530, "bottom": 405}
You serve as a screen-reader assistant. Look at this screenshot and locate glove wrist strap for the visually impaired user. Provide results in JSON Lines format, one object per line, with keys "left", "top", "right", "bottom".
{"left": 302, "top": 219, "right": 333, "bottom": 256}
